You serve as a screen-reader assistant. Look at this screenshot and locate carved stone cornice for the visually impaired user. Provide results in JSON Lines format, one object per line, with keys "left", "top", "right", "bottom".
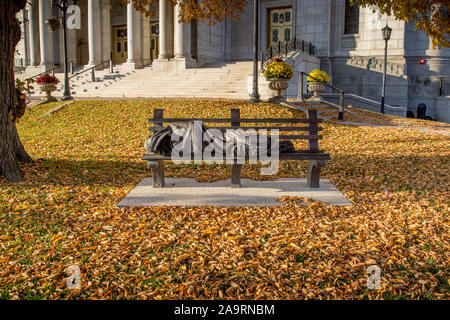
{"left": 347, "top": 56, "right": 405, "bottom": 76}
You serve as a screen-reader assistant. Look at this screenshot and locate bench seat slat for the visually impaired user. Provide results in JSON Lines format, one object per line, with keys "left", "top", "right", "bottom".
{"left": 149, "top": 118, "right": 322, "bottom": 124}
{"left": 278, "top": 152, "right": 330, "bottom": 160}
{"left": 143, "top": 152, "right": 330, "bottom": 161}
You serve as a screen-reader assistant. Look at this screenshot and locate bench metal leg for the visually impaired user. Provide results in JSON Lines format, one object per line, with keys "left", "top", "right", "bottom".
{"left": 148, "top": 160, "right": 165, "bottom": 188}
{"left": 307, "top": 160, "right": 325, "bottom": 188}
{"left": 231, "top": 164, "right": 242, "bottom": 188}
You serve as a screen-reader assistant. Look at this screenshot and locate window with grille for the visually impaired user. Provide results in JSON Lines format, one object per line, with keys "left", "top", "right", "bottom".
{"left": 344, "top": 0, "right": 360, "bottom": 34}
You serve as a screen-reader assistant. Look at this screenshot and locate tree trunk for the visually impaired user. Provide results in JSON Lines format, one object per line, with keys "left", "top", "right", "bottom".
{"left": 0, "top": 0, "right": 31, "bottom": 182}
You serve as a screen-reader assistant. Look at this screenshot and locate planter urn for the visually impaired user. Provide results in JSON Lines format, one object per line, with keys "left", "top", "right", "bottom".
{"left": 268, "top": 79, "right": 290, "bottom": 103}
{"left": 307, "top": 81, "right": 326, "bottom": 100}
{"left": 39, "top": 83, "right": 57, "bottom": 102}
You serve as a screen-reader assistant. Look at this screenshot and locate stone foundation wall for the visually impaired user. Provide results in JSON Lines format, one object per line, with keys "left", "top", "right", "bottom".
{"left": 197, "top": 22, "right": 227, "bottom": 65}
{"left": 331, "top": 56, "right": 409, "bottom": 109}
{"left": 434, "top": 97, "right": 450, "bottom": 123}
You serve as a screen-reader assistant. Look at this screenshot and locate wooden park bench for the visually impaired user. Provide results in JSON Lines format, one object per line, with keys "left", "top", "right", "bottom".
{"left": 142, "top": 108, "right": 330, "bottom": 189}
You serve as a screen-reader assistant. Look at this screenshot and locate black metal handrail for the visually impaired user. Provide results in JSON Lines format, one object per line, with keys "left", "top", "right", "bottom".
{"left": 69, "top": 59, "right": 113, "bottom": 82}
{"left": 261, "top": 37, "right": 316, "bottom": 71}
{"left": 299, "top": 71, "right": 345, "bottom": 121}
{"left": 24, "top": 67, "right": 59, "bottom": 91}
{"left": 14, "top": 58, "right": 30, "bottom": 69}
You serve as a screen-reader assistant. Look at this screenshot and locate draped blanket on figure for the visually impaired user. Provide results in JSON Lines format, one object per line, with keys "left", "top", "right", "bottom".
{"left": 145, "top": 121, "right": 295, "bottom": 158}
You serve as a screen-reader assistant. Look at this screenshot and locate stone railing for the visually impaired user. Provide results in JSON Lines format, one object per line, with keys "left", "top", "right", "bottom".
{"left": 347, "top": 56, "right": 405, "bottom": 76}
{"left": 261, "top": 38, "right": 316, "bottom": 71}
{"left": 319, "top": 92, "right": 407, "bottom": 118}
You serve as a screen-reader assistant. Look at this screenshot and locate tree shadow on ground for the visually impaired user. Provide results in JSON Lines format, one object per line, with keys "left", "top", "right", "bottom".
{"left": 0, "top": 154, "right": 446, "bottom": 197}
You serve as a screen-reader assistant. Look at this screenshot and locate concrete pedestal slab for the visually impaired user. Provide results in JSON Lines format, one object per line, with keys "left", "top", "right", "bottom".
{"left": 118, "top": 178, "right": 352, "bottom": 207}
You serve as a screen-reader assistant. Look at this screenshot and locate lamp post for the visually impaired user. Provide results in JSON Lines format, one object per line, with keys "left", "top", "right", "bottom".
{"left": 249, "top": 0, "right": 260, "bottom": 102}
{"left": 52, "top": 0, "right": 73, "bottom": 101}
{"left": 380, "top": 23, "right": 392, "bottom": 114}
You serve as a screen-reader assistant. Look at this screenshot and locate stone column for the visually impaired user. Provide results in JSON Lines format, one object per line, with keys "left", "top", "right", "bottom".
{"left": 158, "top": 0, "right": 169, "bottom": 60}
{"left": 38, "top": 0, "right": 53, "bottom": 69}
{"left": 126, "top": 3, "right": 142, "bottom": 69}
{"left": 167, "top": 1, "right": 174, "bottom": 58}
{"left": 174, "top": 2, "right": 195, "bottom": 68}
{"left": 101, "top": 0, "right": 112, "bottom": 63}
{"left": 127, "top": 3, "right": 135, "bottom": 63}
{"left": 88, "top": 0, "right": 101, "bottom": 66}
{"left": 28, "top": 0, "right": 40, "bottom": 66}
{"left": 142, "top": 10, "right": 151, "bottom": 66}
{"left": 140, "top": 13, "right": 147, "bottom": 66}
{"left": 174, "top": 3, "right": 185, "bottom": 59}
{"left": 135, "top": 11, "right": 142, "bottom": 67}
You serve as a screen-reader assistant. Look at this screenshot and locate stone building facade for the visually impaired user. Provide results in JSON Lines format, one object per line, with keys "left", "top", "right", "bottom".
{"left": 15, "top": 0, "right": 450, "bottom": 121}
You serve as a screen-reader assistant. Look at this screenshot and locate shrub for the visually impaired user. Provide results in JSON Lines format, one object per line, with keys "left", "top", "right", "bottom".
{"left": 13, "top": 79, "right": 29, "bottom": 121}
{"left": 263, "top": 62, "right": 294, "bottom": 80}
{"left": 36, "top": 74, "right": 59, "bottom": 84}
{"left": 307, "top": 69, "right": 330, "bottom": 83}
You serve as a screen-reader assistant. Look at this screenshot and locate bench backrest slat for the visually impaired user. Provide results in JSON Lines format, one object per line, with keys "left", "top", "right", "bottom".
{"left": 148, "top": 126, "right": 323, "bottom": 132}
{"left": 149, "top": 118, "right": 322, "bottom": 124}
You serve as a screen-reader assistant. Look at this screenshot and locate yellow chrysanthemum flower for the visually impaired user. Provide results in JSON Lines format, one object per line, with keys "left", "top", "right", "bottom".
{"left": 263, "top": 62, "right": 294, "bottom": 80}
{"left": 307, "top": 69, "right": 330, "bottom": 83}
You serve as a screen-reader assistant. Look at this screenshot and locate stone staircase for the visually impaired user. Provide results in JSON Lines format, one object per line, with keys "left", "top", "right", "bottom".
{"left": 19, "top": 61, "right": 254, "bottom": 100}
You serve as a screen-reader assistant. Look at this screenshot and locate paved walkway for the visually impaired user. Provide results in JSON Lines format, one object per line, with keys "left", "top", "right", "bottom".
{"left": 339, "top": 121, "right": 450, "bottom": 136}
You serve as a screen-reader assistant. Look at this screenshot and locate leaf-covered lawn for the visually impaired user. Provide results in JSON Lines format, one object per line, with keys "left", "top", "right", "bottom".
{"left": 0, "top": 99, "right": 448, "bottom": 300}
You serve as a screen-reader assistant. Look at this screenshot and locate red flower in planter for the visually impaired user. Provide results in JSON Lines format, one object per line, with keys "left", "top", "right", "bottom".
{"left": 263, "top": 56, "right": 284, "bottom": 70}
{"left": 36, "top": 74, "right": 59, "bottom": 84}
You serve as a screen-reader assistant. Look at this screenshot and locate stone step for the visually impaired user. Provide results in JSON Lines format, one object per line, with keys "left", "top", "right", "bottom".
{"left": 95, "top": 81, "right": 247, "bottom": 87}
{"left": 40, "top": 92, "right": 250, "bottom": 99}
{"left": 27, "top": 61, "right": 256, "bottom": 99}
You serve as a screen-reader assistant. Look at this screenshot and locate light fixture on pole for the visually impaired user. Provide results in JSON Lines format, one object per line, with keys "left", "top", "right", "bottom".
{"left": 52, "top": 0, "right": 74, "bottom": 101}
{"left": 380, "top": 23, "right": 392, "bottom": 114}
{"left": 249, "top": 0, "right": 260, "bottom": 102}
